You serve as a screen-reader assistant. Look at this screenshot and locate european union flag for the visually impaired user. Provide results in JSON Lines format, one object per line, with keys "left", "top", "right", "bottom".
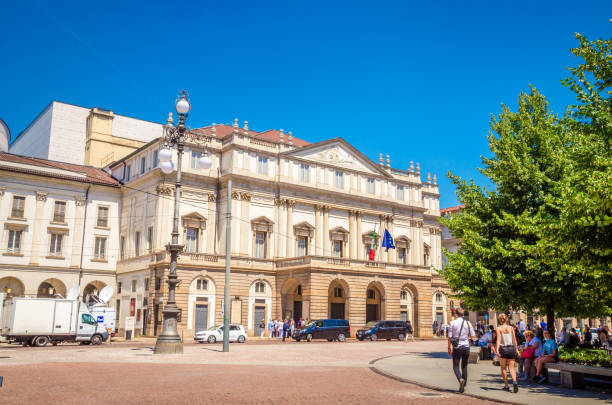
{"left": 382, "top": 228, "right": 395, "bottom": 252}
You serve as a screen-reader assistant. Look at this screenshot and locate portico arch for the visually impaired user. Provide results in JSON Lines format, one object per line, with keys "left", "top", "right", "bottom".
{"left": 401, "top": 283, "right": 419, "bottom": 335}
{"left": 281, "top": 278, "right": 303, "bottom": 321}
{"left": 432, "top": 290, "right": 448, "bottom": 328}
{"left": 365, "top": 281, "right": 385, "bottom": 322}
{"left": 83, "top": 280, "right": 107, "bottom": 302}
{"left": 37, "top": 278, "right": 67, "bottom": 298}
{"left": 248, "top": 279, "right": 272, "bottom": 336}
{"left": 0, "top": 276, "right": 25, "bottom": 298}
{"left": 187, "top": 275, "right": 216, "bottom": 332}
{"left": 328, "top": 279, "right": 350, "bottom": 320}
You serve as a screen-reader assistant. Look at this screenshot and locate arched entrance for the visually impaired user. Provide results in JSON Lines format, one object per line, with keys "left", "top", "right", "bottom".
{"left": 0, "top": 277, "right": 25, "bottom": 298}
{"left": 37, "top": 278, "right": 67, "bottom": 298}
{"left": 432, "top": 291, "right": 448, "bottom": 332}
{"left": 187, "top": 276, "right": 216, "bottom": 333}
{"left": 83, "top": 281, "right": 107, "bottom": 302}
{"left": 328, "top": 279, "right": 349, "bottom": 320}
{"left": 401, "top": 283, "right": 419, "bottom": 335}
{"left": 281, "top": 278, "right": 303, "bottom": 321}
{"left": 248, "top": 279, "right": 272, "bottom": 336}
{"left": 365, "top": 282, "right": 384, "bottom": 323}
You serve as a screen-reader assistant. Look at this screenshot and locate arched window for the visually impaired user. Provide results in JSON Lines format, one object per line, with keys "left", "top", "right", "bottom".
{"left": 334, "top": 287, "right": 343, "bottom": 298}
{"left": 255, "top": 281, "right": 266, "bottom": 293}
{"left": 367, "top": 289, "right": 375, "bottom": 299}
{"left": 196, "top": 279, "right": 208, "bottom": 291}
{"left": 400, "top": 290, "right": 408, "bottom": 301}
{"left": 435, "top": 292, "right": 443, "bottom": 303}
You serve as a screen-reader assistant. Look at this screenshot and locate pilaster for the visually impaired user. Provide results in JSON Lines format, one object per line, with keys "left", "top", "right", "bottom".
{"left": 70, "top": 196, "right": 87, "bottom": 267}
{"left": 314, "top": 204, "right": 322, "bottom": 255}
{"left": 206, "top": 193, "right": 217, "bottom": 254}
{"left": 276, "top": 198, "right": 286, "bottom": 257}
{"left": 285, "top": 199, "right": 294, "bottom": 257}
{"left": 348, "top": 210, "right": 355, "bottom": 259}
{"left": 239, "top": 192, "right": 251, "bottom": 255}
{"left": 29, "top": 191, "right": 48, "bottom": 265}
{"left": 322, "top": 206, "right": 329, "bottom": 256}
{"left": 356, "top": 211, "right": 363, "bottom": 260}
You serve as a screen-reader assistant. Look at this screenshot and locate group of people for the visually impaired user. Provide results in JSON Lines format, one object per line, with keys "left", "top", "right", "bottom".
{"left": 261, "top": 317, "right": 308, "bottom": 341}
{"left": 432, "top": 320, "right": 449, "bottom": 338}
{"left": 450, "top": 310, "right": 612, "bottom": 394}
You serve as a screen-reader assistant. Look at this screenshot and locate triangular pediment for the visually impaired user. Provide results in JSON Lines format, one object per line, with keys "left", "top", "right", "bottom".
{"left": 283, "top": 138, "right": 391, "bottom": 177}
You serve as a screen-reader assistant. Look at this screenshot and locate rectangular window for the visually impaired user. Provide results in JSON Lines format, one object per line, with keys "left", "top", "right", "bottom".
{"left": 126, "top": 165, "right": 131, "bottom": 181}
{"left": 255, "top": 231, "right": 266, "bottom": 258}
{"left": 300, "top": 164, "right": 309, "bottom": 182}
{"left": 257, "top": 156, "right": 268, "bottom": 175}
{"left": 144, "top": 278, "right": 150, "bottom": 291}
{"left": 49, "top": 233, "right": 63, "bottom": 256}
{"left": 117, "top": 282, "right": 122, "bottom": 293}
{"left": 398, "top": 247, "right": 406, "bottom": 264}
{"left": 120, "top": 236, "right": 125, "bottom": 260}
{"left": 97, "top": 206, "right": 109, "bottom": 227}
{"left": 185, "top": 228, "right": 198, "bottom": 253}
{"left": 367, "top": 178, "right": 375, "bottom": 194}
{"left": 147, "top": 226, "right": 153, "bottom": 253}
{"left": 11, "top": 196, "right": 25, "bottom": 218}
{"left": 7, "top": 230, "right": 23, "bottom": 253}
{"left": 191, "top": 151, "right": 201, "bottom": 169}
{"left": 134, "top": 231, "right": 141, "bottom": 256}
{"left": 397, "top": 185, "right": 404, "bottom": 201}
{"left": 131, "top": 279, "right": 137, "bottom": 292}
{"left": 297, "top": 236, "right": 308, "bottom": 256}
{"left": 140, "top": 157, "right": 146, "bottom": 174}
{"left": 94, "top": 237, "right": 107, "bottom": 259}
{"left": 155, "top": 277, "right": 161, "bottom": 290}
{"left": 333, "top": 240, "right": 343, "bottom": 257}
{"left": 53, "top": 201, "right": 66, "bottom": 222}
{"left": 334, "top": 287, "right": 343, "bottom": 298}
{"left": 335, "top": 171, "right": 343, "bottom": 188}
{"left": 152, "top": 150, "right": 158, "bottom": 168}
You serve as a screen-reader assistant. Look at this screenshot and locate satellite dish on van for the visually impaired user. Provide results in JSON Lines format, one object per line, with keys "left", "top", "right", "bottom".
{"left": 98, "top": 286, "right": 114, "bottom": 303}
{"left": 66, "top": 285, "right": 80, "bottom": 300}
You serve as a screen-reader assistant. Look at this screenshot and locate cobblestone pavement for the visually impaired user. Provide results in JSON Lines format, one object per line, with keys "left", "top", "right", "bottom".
{"left": 0, "top": 339, "right": 503, "bottom": 405}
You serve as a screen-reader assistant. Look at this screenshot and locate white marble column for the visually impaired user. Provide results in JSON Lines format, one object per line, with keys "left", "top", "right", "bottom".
{"left": 314, "top": 205, "right": 322, "bottom": 255}
{"left": 322, "top": 206, "right": 329, "bottom": 256}
{"left": 70, "top": 195, "right": 87, "bottom": 267}
{"left": 348, "top": 210, "right": 355, "bottom": 259}
{"left": 286, "top": 199, "right": 294, "bottom": 257}
{"left": 29, "top": 191, "right": 47, "bottom": 265}
{"left": 277, "top": 199, "right": 286, "bottom": 257}
{"left": 356, "top": 211, "right": 363, "bottom": 260}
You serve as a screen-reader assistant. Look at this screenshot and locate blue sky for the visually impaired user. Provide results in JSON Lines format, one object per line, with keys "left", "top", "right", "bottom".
{"left": 1, "top": 1, "right": 609, "bottom": 207}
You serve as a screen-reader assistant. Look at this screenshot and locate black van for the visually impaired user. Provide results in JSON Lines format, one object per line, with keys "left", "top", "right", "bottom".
{"left": 356, "top": 320, "right": 409, "bottom": 341}
{"left": 294, "top": 319, "right": 350, "bottom": 342}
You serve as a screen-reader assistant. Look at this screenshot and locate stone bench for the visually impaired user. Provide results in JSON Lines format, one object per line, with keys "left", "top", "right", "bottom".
{"left": 468, "top": 346, "right": 480, "bottom": 364}
{"left": 544, "top": 362, "right": 612, "bottom": 389}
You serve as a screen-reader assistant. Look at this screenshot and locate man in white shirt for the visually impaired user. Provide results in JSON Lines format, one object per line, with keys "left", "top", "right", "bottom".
{"left": 447, "top": 308, "right": 476, "bottom": 393}
{"left": 518, "top": 319, "right": 526, "bottom": 336}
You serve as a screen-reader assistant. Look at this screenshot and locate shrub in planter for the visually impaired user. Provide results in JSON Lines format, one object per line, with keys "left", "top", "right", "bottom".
{"left": 558, "top": 348, "right": 612, "bottom": 368}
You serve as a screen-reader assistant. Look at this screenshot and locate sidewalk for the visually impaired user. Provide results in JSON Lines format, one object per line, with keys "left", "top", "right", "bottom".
{"left": 371, "top": 352, "right": 612, "bottom": 405}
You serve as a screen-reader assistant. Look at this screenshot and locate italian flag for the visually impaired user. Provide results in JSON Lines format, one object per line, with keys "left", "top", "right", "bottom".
{"left": 369, "top": 230, "right": 376, "bottom": 260}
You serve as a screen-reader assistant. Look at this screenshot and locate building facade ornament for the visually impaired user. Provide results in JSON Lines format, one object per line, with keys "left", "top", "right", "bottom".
{"left": 156, "top": 184, "right": 173, "bottom": 196}
{"left": 240, "top": 192, "right": 252, "bottom": 202}
{"left": 231, "top": 191, "right": 241, "bottom": 200}
{"left": 74, "top": 196, "right": 87, "bottom": 206}
{"left": 207, "top": 193, "right": 217, "bottom": 202}
{"left": 0, "top": 186, "right": 5, "bottom": 199}
{"left": 36, "top": 191, "right": 48, "bottom": 202}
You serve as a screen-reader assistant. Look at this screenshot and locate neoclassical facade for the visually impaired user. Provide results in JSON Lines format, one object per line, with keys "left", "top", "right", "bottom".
{"left": 0, "top": 152, "right": 121, "bottom": 302}
{"left": 111, "top": 121, "right": 452, "bottom": 337}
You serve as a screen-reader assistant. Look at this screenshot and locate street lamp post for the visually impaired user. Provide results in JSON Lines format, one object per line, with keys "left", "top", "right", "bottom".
{"left": 154, "top": 90, "right": 211, "bottom": 354}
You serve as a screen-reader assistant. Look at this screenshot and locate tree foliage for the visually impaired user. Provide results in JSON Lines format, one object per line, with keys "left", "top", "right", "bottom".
{"left": 441, "top": 31, "right": 612, "bottom": 323}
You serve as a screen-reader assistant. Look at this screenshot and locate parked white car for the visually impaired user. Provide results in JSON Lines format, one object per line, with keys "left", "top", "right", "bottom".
{"left": 194, "top": 324, "right": 248, "bottom": 344}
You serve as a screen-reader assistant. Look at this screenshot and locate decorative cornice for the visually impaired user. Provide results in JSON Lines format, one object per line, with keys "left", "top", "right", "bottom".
{"left": 74, "top": 196, "right": 87, "bottom": 206}
{"left": 207, "top": 193, "right": 217, "bottom": 202}
{"left": 36, "top": 191, "right": 48, "bottom": 202}
{"left": 240, "top": 192, "right": 252, "bottom": 202}
{"left": 231, "top": 191, "right": 241, "bottom": 200}
{"left": 156, "top": 184, "right": 173, "bottom": 196}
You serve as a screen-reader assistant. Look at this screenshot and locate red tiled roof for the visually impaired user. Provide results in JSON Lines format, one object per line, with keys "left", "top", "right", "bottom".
{"left": 440, "top": 205, "right": 465, "bottom": 215}
{"left": 192, "top": 124, "right": 310, "bottom": 147}
{"left": 0, "top": 152, "right": 120, "bottom": 187}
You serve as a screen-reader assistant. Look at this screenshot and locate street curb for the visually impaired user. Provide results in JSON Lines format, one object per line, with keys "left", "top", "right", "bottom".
{"left": 368, "top": 355, "right": 523, "bottom": 405}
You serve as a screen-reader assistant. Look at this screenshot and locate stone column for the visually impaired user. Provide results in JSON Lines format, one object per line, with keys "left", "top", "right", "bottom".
{"left": 277, "top": 199, "right": 286, "bottom": 257}
{"left": 314, "top": 205, "right": 322, "bottom": 255}
{"left": 286, "top": 199, "right": 294, "bottom": 257}
{"left": 239, "top": 192, "right": 251, "bottom": 256}
{"left": 70, "top": 195, "right": 87, "bottom": 267}
{"left": 348, "top": 210, "right": 355, "bottom": 259}
{"left": 29, "top": 191, "right": 48, "bottom": 265}
{"left": 356, "top": 211, "right": 363, "bottom": 260}
{"left": 274, "top": 198, "right": 281, "bottom": 258}
{"left": 206, "top": 194, "right": 217, "bottom": 254}
{"left": 378, "top": 215, "right": 385, "bottom": 262}
{"left": 231, "top": 191, "right": 241, "bottom": 255}
{"left": 322, "top": 206, "right": 329, "bottom": 256}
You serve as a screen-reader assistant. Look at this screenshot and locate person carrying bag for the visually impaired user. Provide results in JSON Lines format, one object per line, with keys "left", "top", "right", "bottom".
{"left": 447, "top": 308, "right": 476, "bottom": 393}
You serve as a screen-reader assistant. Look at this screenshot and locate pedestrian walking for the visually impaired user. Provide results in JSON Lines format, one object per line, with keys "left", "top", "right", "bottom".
{"left": 433, "top": 320, "right": 439, "bottom": 337}
{"left": 267, "top": 318, "right": 274, "bottom": 339}
{"left": 259, "top": 318, "right": 266, "bottom": 338}
{"left": 447, "top": 308, "right": 476, "bottom": 393}
{"left": 496, "top": 313, "right": 519, "bottom": 393}
{"left": 404, "top": 320, "right": 415, "bottom": 342}
{"left": 282, "top": 318, "right": 289, "bottom": 342}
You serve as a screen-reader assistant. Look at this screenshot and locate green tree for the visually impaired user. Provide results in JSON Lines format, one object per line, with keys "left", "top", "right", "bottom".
{"left": 552, "top": 33, "right": 612, "bottom": 316}
{"left": 442, "top": 32, "right": 612, "bottom": 330}
{"left": 442, "top": 88, "right": 570, "bottom": 330}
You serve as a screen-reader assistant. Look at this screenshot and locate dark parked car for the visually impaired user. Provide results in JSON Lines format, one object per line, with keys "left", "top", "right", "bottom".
{"left": 293, "top": 319, "right": 350, "bottom": 342}
{"left": 356, "top": 320, "right": 409, "bottom": 341}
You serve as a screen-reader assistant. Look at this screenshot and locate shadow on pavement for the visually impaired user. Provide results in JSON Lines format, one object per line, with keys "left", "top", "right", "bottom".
{"left": 412, "top": 351, "right": 450, "bottom": 359}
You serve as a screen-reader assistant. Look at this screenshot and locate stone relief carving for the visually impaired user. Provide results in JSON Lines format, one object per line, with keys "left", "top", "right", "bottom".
{"left": 156, "top": 184, "right": 173, "bottom": 196}
{"left": 36, "top": 191, "right": 48, "bottom": 202}
{"left": 207, "top": 193, "right": 217, "bottom": 202}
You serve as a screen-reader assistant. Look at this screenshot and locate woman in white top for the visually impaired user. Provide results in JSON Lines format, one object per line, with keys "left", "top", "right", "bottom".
{"left": 496, "top": 314, "right": 519, "bottom": 393}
